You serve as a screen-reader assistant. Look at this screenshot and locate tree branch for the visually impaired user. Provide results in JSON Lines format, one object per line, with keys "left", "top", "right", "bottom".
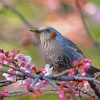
{"left": 0, "top": 0, "right": 37, "bottom": 29}
{"left": 75, "top": 0, "right": 96, "bottom": 43}
{"left": 0, "top": 56, "right": 100, "bottom": 99}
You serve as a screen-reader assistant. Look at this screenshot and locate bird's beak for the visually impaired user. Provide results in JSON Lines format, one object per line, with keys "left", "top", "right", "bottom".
{"left": 30, "top": 28, "right": 42, "bottom": 33}
{"left": 30, "top": 28, "right": 36, "bottom": 32}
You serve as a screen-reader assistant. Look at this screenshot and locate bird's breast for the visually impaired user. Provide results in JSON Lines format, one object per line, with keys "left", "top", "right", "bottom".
{"left": 40, "top": 40, "right": 71, "bottom": 68}
{"left": 39, "top": 39, "right": 84, "bottom": 73}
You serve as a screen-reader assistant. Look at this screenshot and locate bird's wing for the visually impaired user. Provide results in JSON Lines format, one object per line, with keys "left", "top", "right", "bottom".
{"left": 57, "top": 33, "right": 85, "bottom": 57}
{"left": 63, "top": 44, "right": 85, "bottom": 62}
{"left": 65, "top": 39, "right": 84, "bottom": 55}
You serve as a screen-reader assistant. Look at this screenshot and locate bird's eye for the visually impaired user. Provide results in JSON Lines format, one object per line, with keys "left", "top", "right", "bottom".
{"left": 46, "top": 29, "right": 51, "bottom": 32}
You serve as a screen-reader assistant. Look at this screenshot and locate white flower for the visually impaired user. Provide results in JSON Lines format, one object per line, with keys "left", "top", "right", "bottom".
{"left": 7, "top": 76, "right": 16, "bottom": 82}
{"left": 44, "top": 64, "right": 53, "bottom": 76}
{"left": 3, "top": 61, "right": 9, "bottom": 65}
{"left": 25, "top": 56, "right": 31, "bottom": 64}
{"left": 83, "top": 81, "right": 90, "bottom": 91}
{"left": 20, "top": 67, "right": 31, "bottom": 73}
{"left": 3, "top": 73, "right": 9, "bottom": 78}
{"left": 15, "top": 54, "right": 32, "bottom": 65}
{"left": 3, "top": 73, "right": 16, "bottom": 82}
{"left": 14, "top": 54, "right": 24, "bottom": 61}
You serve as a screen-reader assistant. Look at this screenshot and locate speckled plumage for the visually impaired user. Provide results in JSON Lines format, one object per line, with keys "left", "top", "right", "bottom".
{"left": 38, "top": 27, "right": 85, "bottom": 73}
{"left": 31, "top": 27, "right": 99, "bottom": 74}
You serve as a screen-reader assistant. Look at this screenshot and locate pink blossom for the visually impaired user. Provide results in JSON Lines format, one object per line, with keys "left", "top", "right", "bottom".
{"left": 60, "top": 81, "right": 66, "bottom": 88}
{"left": 31, "top": 65, "right": 36, "bottom": 71}
{"left": 18, "top": 78, "right": 34, "bottom": 86}
{"left": 79, "top": 66, "right": 86, "bottom": 76}
{"left": 14, "top": 54, "right": 34, "bottom": 73}
{"left": 12, "top": 49, "right": 20, "bottom": 55}
{"left": 20, "top": 61, "right": 27, "bottom": 67}
{"left": 10, "top": 52, "right": 16, "bottom": 59}
{"left": 5, "top": 57, "right": 13, "bottom": 64}
{"left": 42, "top": 69, "right": 47, "bottom": 74}
{"left": 58, "top": 89, "right": 67, "bottom": 100}
{"left": 20, "top": 64, "right": 36, "bottom": 74}
{"left": 68, "top": 70, "right": 75, "bottom": 77}
{"left": 26, "top": 64, "right": 35, "bottom": 70}
{"left": 0, "top": 53, "right": 6, "bottom": 62}
{"left": 0, "top": 90, "right": 8, "bottom": 100}
{"left": 1, "top": 90, "right": 8, "bottom": 97}
{"left": 81, "top": 72, "right": 86, "bottom": 76}
{"left": 83, "top": 65, "right": 90, "bottom": 72}
{"left": 83, "top": 59, "right": 91, "bottom": 64}
{"left": 14, "top": 54, "right": 31, "bottom": 65}
{"left": 72, "top": 60, "right": 79, "bottom": 67}
{"left": 14, "top": 54, "right": 25, "bottom": 62}
{"left": 82, "top": 59, "right": 91, "bottom": 72}
{"left": 4, "top": 51, "right": 9, "bottom": 57}
{"left": 67, "top": 88, "right": 75, "bottom": 94}
{"left": 3, "top": 73, "right": 16, "bottom": 82}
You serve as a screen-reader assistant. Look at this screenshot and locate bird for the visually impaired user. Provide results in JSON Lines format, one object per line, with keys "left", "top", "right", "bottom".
{"left": 29, "top": 27, "right": 100, "bottom": 98}
{"left": 30, "top": 27, "right": 99, "bottom": 74}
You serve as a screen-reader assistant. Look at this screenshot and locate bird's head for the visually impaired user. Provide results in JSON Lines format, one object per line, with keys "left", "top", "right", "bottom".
{"left": 30, "top": 27, "right": 59, "bottom": 44}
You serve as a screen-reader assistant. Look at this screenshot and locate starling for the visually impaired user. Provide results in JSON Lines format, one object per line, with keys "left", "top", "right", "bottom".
{"left": 31, "top": 27, "right": 99, "bottom": 74}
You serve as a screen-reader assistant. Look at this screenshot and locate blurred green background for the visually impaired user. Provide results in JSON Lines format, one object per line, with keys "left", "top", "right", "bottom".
{"left": 0, "top": 0, "right": 100, "bottom": 100}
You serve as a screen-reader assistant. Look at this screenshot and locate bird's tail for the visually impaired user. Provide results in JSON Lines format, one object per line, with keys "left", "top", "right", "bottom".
{"left": 87, "top": 66, "right": 100, "bottom": 75}
{"left": 87, "top": 66, "right": 100, "bottom": 98}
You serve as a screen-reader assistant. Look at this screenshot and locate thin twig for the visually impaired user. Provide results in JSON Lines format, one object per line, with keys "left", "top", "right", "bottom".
{"left": 7, "top": 90, "right": 29, "bottom": 97}
{"left": 0, "top": 70, "right": 24, "bottom": 78}
{"left": 53, "top": 69, "right": 72, "bottom": 78}
{"left": 0, "top": 0, "right": 34, "bottom": 29}
{"left": 75, "top": 0, "right": 96, "bottom": 43}
{"left": 29, "top": 75, "right": 41, "bottom": 92}
{"left": 0, "top": 80, "right": 12, "bottom": 87}
{"left": 43, "top": 76, "right": 58, "bottom": 88}
{"left": 56, "top": 82, "right": 96, "bottom": 97}
{"left": 0, "top": 63, "right": 20, "bottom": 71}
{"left": 89, "top": 81, "right": 100, "bottom": 99}
{"left": 0, "top": 62, "right": 100, "bottom": 98}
